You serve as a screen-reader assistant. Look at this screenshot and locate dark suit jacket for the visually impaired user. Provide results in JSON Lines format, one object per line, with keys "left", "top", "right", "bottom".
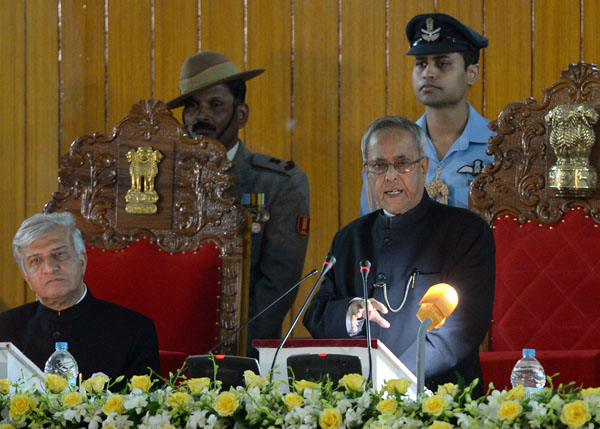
{"left": 230, "top": 141, "right": 310, "bottom": 356}
{"left": 0, "top": 289, "right": 160, "bottom": 380}
{"left": 303, "top": 192, "right": 495, "bottom": 396}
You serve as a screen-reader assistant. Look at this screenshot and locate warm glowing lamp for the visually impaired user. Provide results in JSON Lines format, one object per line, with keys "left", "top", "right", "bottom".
{"left": 416, "top": 283, "right": 459, "bottom": 397}
{"left": 416, "top": 283, "right": 459, "bottom": 330}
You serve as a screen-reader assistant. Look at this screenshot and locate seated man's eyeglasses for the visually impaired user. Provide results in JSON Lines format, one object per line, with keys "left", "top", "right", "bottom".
{"left": 364, "top": 157, "right": 424, "bottom": 175}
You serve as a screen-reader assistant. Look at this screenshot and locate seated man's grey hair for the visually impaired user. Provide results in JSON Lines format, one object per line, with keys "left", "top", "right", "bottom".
{"left": 361, "top": 116, "right": 427, "bottom": 162}
{"left": 12, "top": 212, "right": 86, "bottom": 272}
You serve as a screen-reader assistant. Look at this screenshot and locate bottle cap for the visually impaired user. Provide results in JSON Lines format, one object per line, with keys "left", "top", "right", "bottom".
{"left": 523, "top": 348, "right": 536, "bottom": 356}
{"left": 56, "top": 342, "right": 68, "bottom": 350}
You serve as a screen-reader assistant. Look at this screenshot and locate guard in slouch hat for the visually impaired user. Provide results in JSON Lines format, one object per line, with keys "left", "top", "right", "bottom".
{"left": 406, "top": 13, "right": 488, "bottom": 61}
{"left": 166, "top": 50, "right": 264, "bottom": 109}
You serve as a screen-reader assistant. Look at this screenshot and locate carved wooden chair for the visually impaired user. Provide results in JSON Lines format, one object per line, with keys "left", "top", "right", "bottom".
{"left": 471, "top": 63, "right": 600, "bottom": 390}
{"left": 44, "top": 100, "right": 249, "bottom": 378}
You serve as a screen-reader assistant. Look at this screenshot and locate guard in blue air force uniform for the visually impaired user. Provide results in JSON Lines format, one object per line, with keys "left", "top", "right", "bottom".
{"left": 360, "top": 12, "right": 494, "bottom": 214}
{"left": 167, "top": 51, "right": 310, "bottom": 358}
{"left": 305, "top": 117, "right": 494, "bottom": 397}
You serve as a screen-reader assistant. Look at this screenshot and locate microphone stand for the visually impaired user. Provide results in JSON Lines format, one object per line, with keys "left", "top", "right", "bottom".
{"left": 269, "top": 256, "right": 336, "bottom": 382}
{"left": 208, "top": 269, "right": 318, "bottom": 354}
{"left": 416, "top": 317, "right": 432, "bottom": 397}
{"left": 359, "top": 260, "right": 373, "bottom": 388}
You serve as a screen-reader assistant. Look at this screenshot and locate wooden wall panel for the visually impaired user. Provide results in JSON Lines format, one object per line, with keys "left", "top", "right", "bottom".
{"left": 0, "top": 1, "right": 26, "bottom": 310}
{"left": 583, "top": 0, "right": 600, "bottom": 65}
{"left": 25, "top": 0, "right": 60, "bottom": 302}
{"left": 339, "top": 0, "right": 387, "bottom": 227}
{"left": 200, "top": 0, "right": 244, "bottom": 59}
{"left": 60, "top": 0, "right": 105, "bottom": 152}
{"left": 485, "top": 0, "right": 532, "bottom": 121}
{"left": 246, "top": 1, "right": 292, "bottom": 157}
{"left": 290, "top": 0, "right": 339, "bottom": 337}
{"left": 107, "top": 0, "right": 152, "bottom": 128}
{"left": 153, "top": 0, "right": 198, "bottom": 105}
{"left": 533, "top": 0, "right": 580, "bottom": 100}
{"left": 389, "top": 0, "right": 435, "bottom": 120}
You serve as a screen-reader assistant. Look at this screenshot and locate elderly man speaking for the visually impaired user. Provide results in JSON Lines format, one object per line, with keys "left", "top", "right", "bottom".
{"left": 303, "top": 116, "right": 495, "bottom": 397}
{"left": 0, "top": 212, "right": 160, "bottom": 380}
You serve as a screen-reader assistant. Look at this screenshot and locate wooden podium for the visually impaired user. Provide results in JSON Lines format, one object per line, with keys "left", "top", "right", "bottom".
{"left": 0, "top": 342, "right": 45, "bottom": 390}
{"left": 253, "top": 338, "right": 417, "bottom": 399}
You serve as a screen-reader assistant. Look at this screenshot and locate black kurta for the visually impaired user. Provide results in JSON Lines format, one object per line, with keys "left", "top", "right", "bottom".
{"left": 0, "top": 289, "right": 160, "bottom": 380}
{"left": 303, "top": 192, "right": 495, "bottom": 395}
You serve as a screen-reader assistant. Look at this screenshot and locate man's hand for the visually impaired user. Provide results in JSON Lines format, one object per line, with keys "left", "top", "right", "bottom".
{"left": 347, "top": 298, "right": 390, "bottom": 333}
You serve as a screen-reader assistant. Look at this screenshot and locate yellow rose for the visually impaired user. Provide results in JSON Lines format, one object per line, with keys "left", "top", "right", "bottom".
{"left": 83, "top": 374, "right": 108, "bottom": 393}
{"left": 244, "top": 370, "right": 267, "bottom": 389}
{"left": 0, "top": 379, "right": 10, "bottom": 394}
{"left": 284, "top": 392, "right": 304, "bottom": 410}
{"left": 102, "top": 394, "right": 125, "bottom": 414}
{"left": 504, "top": 385, "right": 525, "bottom": 400}
{"left": 319, "top": 407, "right": 342, "bottom": 429}
{"left": 581, "top": 387, "right": 600, "bottom": 397}
{"left": 384, "top": 378, "right": 411, "bottom": 395}
{"left": 294, "top": 379, "right": 318, "bottom": 394}
{"left": 187, "top": 377, "right": 210, "bottom": 395}
{"left": 61, "top": 392, "right": 83, "bottom": 408}
{"left": 9, "top": 394, "right": 34, "bottom": 418}
{"left": 436, "top": 382, "right": 458, "bottom": 396}
{"left": 339, "top": 373, "right": 365, "bottom": 392}
{"left": 0, "top": 423, "right": 16, "bottom": 429}
{"left": 376, "top": 398, "right": 397, "bottom": 414}
{"left": 429, "top": 421, "right": 453, "bottom": 429}
{"left": 45, "top": 373, "right": 68, "bottom": 393}
{"left": 497, "top": 400, "right": 522, "bottom": 421}
{"left": 560, "top": 400, "right": 591, "bottom": 428}
{"left": 213, "top": 391, "right": 239, "bottom": 417}
{"left": 422, "top": 395, "right": 446, "bottom": 416}
{"left": 130, "top": 375, "right": 153, "bottom": 392}
{"left": 167, "top": 391, "right": 191, "bottom": 408}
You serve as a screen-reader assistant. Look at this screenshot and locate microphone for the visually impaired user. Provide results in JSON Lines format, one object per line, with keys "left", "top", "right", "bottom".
{"left": 416, "top": 283, "right": 459, "bottom": 396}
{"left": 359, "top": 259, "right": 374, "bottom": 387}
{"left": 269, "top": 255, "right": 336, "bottom": 379}
{"left": 208, "top": 268, "right": 319, "bottom": 354}
{"left": 416, "top": 283, "right": 459, "bottom": 330}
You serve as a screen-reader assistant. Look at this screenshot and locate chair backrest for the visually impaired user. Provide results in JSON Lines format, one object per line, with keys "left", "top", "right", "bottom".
{"left": 44, "top": 100, "right": 248, "bottom": 373}
{"left": 470, "top": 62, "right": 600, "bottom": 352}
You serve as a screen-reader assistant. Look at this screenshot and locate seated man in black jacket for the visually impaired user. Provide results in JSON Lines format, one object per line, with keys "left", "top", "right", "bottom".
{"left": 303, "top": 116, "right": 495, "bottom": 397}
{"left": 0, "top": 212, "right": 160, "bottom": 381}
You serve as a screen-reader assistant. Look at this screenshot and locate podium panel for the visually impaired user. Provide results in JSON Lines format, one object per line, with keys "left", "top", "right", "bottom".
{"left": 253, "top": 338, "right": 417, "bottom": 399}
{"left": 0, "top": 342, "right": 45, "bottom": 390}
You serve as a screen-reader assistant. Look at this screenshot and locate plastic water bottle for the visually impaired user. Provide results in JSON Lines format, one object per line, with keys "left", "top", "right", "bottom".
{"left": 44, "top": 342, "right": 79, "bottom": 387}
{"left": 510, "top": 348, "right": 545, "bottom": 396}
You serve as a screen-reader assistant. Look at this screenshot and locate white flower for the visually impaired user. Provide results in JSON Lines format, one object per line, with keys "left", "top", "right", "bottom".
{"left": 124, "top": 392, "right": 148, "bottom": 414}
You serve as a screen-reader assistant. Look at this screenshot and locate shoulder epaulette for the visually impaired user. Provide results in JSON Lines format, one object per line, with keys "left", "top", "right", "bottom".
{"left": 251, "top": 153, "right": 298, "bottom": 175}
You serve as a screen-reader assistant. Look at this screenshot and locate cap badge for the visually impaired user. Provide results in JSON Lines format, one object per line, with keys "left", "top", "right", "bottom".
{"left": 421, "top": 17, "right": 441, "bottom": 42}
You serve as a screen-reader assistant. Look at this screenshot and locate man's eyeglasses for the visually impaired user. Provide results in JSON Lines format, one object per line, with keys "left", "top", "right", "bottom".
{"left": 364, "top": 157, "right": 424, "bottom": 175}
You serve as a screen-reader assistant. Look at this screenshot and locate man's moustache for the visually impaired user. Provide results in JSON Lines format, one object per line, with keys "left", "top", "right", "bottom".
{"left": 191, "top": 121, "right": 216, "bottom": 135}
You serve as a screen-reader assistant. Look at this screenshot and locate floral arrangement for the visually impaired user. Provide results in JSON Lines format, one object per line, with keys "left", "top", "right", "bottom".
{"left": 0, "top": 369, "right": 599, "bottom": 428}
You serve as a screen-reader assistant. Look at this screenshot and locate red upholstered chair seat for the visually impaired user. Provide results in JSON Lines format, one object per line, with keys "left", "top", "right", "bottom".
{"left": 480, "top": 208, "right": 600, "bottom": 389}
{"left": 470, "top": 63, "right": 600, "bottom": 392}
{"left": 85, "top": 239, "right": 221, "bottom": 375}
{"left": 44, "top": 100, "right": 248, "bottom": 380}
{"left": 491, "top": 208, "right": 600, "bottom": 351}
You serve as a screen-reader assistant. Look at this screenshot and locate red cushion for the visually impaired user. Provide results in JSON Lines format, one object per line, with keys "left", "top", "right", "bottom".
{"left": 84, "top": 238, "right": 221, "bottom": 356}
{"left": 491, "top": 208, "right": 600, "bottom": 351}
{"left": 159, "top": 350, "right": 189, "bottom": 379}
{"left": 481, "top": 350, "right": 600, "bottom": 391}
